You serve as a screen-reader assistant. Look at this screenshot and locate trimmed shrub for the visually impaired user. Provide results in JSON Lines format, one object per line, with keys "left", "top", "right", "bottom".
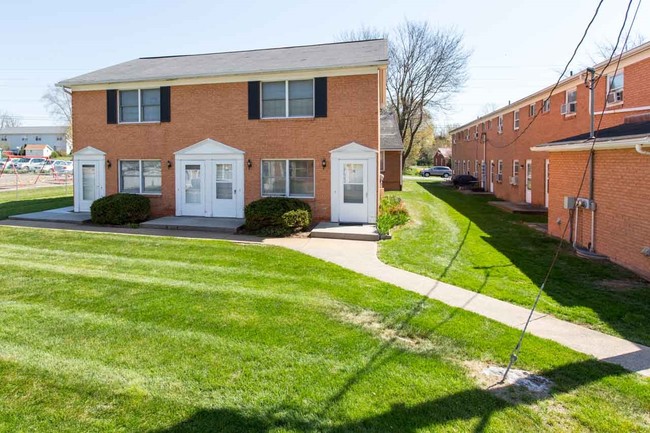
{"left": 377, "top": 195, "right": 409, "bottom": 235}
{"left": 245, "top": 197, "right": 312, "bottom": 236}
{"left": 50, "top": 151, "right": 61, "bottom": 159}
{"left": 90, "top": 193, "right": 151, "bottom": 225}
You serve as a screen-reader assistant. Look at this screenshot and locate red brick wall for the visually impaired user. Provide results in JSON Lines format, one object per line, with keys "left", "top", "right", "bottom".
{"left": 382, "top": 150, "right": 402, "bottom": 191}
{"left": 72, "top": 74, "right": 380, "bottom": 220}
{"left": 451, "top": 56, "right": 650, "bottom": 207}
{"left": 548, "top": 149, "right": 650, "bottom": 280}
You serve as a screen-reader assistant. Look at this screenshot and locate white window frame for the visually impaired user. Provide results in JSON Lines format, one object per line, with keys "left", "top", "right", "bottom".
{"left": 497, "top": 115, "right": 504, "bottom": 134}
{"left": 513, "top": 160, "right": 520, "bottom": 176}
{"left": 118, "top": 89, "right": 161, "bottom": 124}
{"left": 260, "top": 158, "right": 315, "bottom": 198}
{"left": 474, "top": 125, "right": 479, "bottom": 139}
{"left": 118, "top": 159, "right": 162, "bottom": 195}
{"left": 542, "top": 99, "right": 551, "bottom": 113}
{"left": 380, "top": 151, "right": 385, "bottom": 172}
{"left": 529, "top": 103, "right": 536, "bottom": 117}
{"left": 487, "top": 119, "right": 492, "bottom": 130}
{"left": 606, "top": 71, "right": 624, "bottom": 105}
{"left": 564, "top": 89, "right": 577, "bottom": 116}
{"left": 497, "top": 160, "right": 503, "bottom": 182}
{"left": 465, "top": 129, "right": 470, "bottom": 141}
{"left": 513, "top": 110, "right": 520, "bottom": 130}
{"left": 260, "top": 80, "right": 315, "bottom": 119}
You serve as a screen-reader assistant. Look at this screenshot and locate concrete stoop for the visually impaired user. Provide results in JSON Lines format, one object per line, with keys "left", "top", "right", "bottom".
{"left": 140, "top": 216, "right": 244, "bottom": 233}
{"left": 310, "top": 222, "right": 380, "bottom": 241}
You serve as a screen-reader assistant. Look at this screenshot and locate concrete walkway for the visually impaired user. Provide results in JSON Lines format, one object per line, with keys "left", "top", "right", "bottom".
{"left": 1, "top": 220, "right": 649, "bottom": 376}
{"left": 265, "top": 237, "right": 650, "bottom": 377}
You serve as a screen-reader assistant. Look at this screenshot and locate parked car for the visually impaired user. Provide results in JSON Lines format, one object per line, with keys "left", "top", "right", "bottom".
{"left": 25, "top": 158, "right": 47, "bottom": 172}
{"left": 420, "top": 166, "right": 453, "bottom": 178}
{"left": 41, "top": 159, "right": 56, "bottom": 172}
{"left": 52, "top": 160, "right": 73, "bottom": 174}
{"left": 12, "top": 158, "right": 32, "bottom": 171}
{"left": 452, "top": 174, "right": 478, "bottom": 187}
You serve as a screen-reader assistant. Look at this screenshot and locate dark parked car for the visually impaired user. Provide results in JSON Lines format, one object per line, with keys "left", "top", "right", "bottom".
{"left": 420, "top": 166, "right": 453, "bottom": 178}
{"left": 452, "top": 174, "right": 478, "bottom": 187}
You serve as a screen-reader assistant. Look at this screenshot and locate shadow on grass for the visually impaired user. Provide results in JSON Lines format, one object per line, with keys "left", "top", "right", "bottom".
{"left": 151, "top": 359, "right": 627, "bottom": 433}
{"left": 0, "top": 196, "right": 72, "bottom": 220}
{"left": 416, "top": 181, "right": 650, "bottom": 346}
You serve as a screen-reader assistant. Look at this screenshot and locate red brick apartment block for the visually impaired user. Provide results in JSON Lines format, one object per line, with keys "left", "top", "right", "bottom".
{"left": 451, "top": 43, "right": 650, "bottom": 280}
{"left": 60, "top": 40, "right": 403, "bottom": 224}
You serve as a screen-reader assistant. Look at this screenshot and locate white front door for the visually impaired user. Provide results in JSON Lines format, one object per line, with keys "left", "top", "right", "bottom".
{"left": 340, "top": 160, "right": 367, "bottom": 223}
{"left": 211, "top": 160, "right": 238, "bottom": 218}
{"left": 181, "top": 161, "right": 206, "bottom": 216}
{"left": 525, "top": 159, "right": 533, "bottom": 204}
{"left": 489, "top": 160, "right": 494, "bottom": 193}
{"left": 78, "top": 161, "right": 101, "bottom": 212}
{"left": 545, "top": 159, "right": 550, "bottom": 208}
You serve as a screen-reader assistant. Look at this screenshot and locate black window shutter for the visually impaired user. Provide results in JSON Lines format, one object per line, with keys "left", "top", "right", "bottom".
{"left": 248, "top": 81, "right": 261, "bottom": 119}
{"left": 106, "top": 89, "right": 117, "bottom": 124}
{"left": 314, "top": 77, "right": 327, "bottom": 118}
{"left": 160, "top": 86, "right": 171, "bottom": 122}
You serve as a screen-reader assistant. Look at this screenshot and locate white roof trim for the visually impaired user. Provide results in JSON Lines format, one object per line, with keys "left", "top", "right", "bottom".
{"left": 330, "top": 142, "right": 378, "bottom": 154}
{"left": 74, "top": 146, "right": 106, "bottom": 156}
{"left": 174, "top": 138, "right": 245, "bottom": 156}
{"left": 531, "top": 136, "right": 650, "bottom": 152}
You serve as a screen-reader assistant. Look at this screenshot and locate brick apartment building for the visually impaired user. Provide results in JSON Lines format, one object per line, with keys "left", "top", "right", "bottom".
{"left": 59, "top": 40, "right": 401, "bottom": 224}
{"left": 451, "top": 42, "right": 650, "bottom": 280}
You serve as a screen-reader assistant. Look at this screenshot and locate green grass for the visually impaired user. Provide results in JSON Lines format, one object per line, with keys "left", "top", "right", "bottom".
{"left": 0, "top": 226, "right": 648, "bottom": 432}
{"left": 0, "top": 186, "right": 73, "bottom": 220}
{"left": 379, "top": 179, "right": 650, "bottom": 346}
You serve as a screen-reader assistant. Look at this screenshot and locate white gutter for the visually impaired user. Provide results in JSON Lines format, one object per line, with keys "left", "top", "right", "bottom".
{"left": 531, "top": 135, "right": 650, "bottom": 152}
{"left": 637, "top": 143, "right": 650, "bottom": 155}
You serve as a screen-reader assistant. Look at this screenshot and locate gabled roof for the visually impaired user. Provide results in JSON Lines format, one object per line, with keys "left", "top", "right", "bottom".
{"left": 380, "top": 111, "right": 404, "bottom": 151}
{"left": 437, "top": 147, "right": 452, "bottom": 158}
{"left": 58, "top": 39, "right": 388, "bottom": 87}
{"left": 0, "top": 126, "right": 67, "bottom": 135}
{"left": 24, "top": 144, "right": 53, "bottom": 150}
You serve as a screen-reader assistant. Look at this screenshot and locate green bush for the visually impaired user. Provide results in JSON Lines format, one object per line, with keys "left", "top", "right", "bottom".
{"left": 50, "top": 151, "right": 61, "bottom": 159}
{"left": 245, "top": 197, "right": 312, "bottom": 236}
{"left": 90, "top": 193, "right": 151, "bottom": 225}
{"left": 377, "top": 195, "right": 409, "bottom": 235}
{"left": 403, "top": 166, "right": 426, "bottom": 176}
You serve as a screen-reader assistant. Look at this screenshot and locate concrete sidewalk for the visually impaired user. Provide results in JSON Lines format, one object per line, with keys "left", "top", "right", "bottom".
{"left": 265, "top": 237, "right": 650, "bottom": 377}
{"left": 1, "top": 220, "right": 649, "bottom": 376}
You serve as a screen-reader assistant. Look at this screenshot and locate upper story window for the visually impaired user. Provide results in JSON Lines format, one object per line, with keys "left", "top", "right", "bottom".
{"left": 542, "top": 98, "right": 551, "bottom": 113}
{"left": 465, "top": 129, "right": 470, "bottom": 141}
{"left": 0, "top": 135, "right": 6, "bottom": 141}
{"left": 513, "top": 110, "right": 520, "bottom": 130}
{"left": 606, "top": 71, "right": 624, "bottom": 104}
{"left": 487, "top": 119, "right": 492, "bottom": 130}
{"left": 529, "top": 103, "right": 536, "bottom": 117}
{"left": 119, "top": 89, "right": 161, "bottom": 123}
{"left": 497, "top": 115, "right": 503, "bottom": 133}
{"left": 56, "top": 136, "right": 63, "bottom": 141}
{"left": 35, "top": 136, "right": 42, "bottom": 141}
{"left": 474, "top": 125, "right": 479, "bottom": 139}
{"left": 261, "top": 80, "right": 314, "bottom": 118}
{"left": 562, "top": 89, "right": 577, "bottom": 115}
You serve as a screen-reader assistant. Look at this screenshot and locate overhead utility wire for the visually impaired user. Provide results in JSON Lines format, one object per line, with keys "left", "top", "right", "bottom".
{"left": 500, "top": 0, "right": 639, "bottom": 382}
{"left": 483, "top": 0, "right": 605, "bottom": 149}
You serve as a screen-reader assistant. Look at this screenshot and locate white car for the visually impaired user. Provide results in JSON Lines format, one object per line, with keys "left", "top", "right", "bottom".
{"left": 12, "top": 158, "right": 31, "bottom": 171}
{"left": 42, "top": 160, "right": 70, "bottom": 173}
{"left": 52, "top": 160, "right": 73, "bottom": 174}
{"left": 25, "top": 158, "right": 47, "bottom": 172}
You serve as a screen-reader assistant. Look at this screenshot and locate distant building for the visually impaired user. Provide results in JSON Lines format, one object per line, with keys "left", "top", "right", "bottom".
{"left": 0, "top": 126, "right": 71, "bottom": 155}
{"left": 433, "top": 147, "right": 452, "bottom": 166}
{"left": 24, "top": 144, "right": 54, "bottom": 157}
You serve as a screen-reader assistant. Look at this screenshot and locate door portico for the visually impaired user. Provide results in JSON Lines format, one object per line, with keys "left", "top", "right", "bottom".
{"left": 174, "top": 139, "right": 245, "bottom": 218}
{"left": 73, "top": 146, "right": 106, "bottom": 212}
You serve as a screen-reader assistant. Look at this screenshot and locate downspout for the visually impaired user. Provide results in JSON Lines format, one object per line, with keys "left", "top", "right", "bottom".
{"left": 587, "top": 67, "right": 596, "bottom": 252}
{"left": 636, "top": 143, "right": 650, "bottom": 155}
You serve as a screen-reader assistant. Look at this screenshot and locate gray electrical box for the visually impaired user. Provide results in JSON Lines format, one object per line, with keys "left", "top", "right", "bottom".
{"left": 564, "top": 196, "right": 576, "bottom": 209}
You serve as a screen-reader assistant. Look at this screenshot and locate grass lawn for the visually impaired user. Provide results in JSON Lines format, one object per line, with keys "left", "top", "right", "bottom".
{"left": 0, "top": 186, "right": 73, "bottom": 220}
{"left": 0, "top": 226, "right": 648, "bottom": 432}
{"left": 379, "top": 179, "right": 650, "bottom": 347}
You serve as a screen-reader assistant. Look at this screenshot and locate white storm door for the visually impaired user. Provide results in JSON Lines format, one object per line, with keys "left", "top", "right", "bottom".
{"left": 525, "top": 159, "right": 533, "bottom": 204}
{"left": 211, "top": 160, "right": 237, "bottom": 218}
{"left": 340, "top": 160, "right": 368, "bottom": 223}
{"left": 545, "top": 159, "right": 550, "bottom": 208}
{"left": 489, "top": 160, "right": 494, "bottom": 193}
{"left": 181, "top": 161, "right": 206, "bottom": 216}
{"left": 78, "top": 161, "right": 100, "bottom": 212}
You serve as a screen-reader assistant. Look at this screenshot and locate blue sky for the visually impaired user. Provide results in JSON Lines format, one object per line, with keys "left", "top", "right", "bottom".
{"left": 2, "top": 0, "right": 646, "bottom": 128}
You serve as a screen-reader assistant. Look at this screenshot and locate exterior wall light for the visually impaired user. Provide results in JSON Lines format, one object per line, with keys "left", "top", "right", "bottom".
{"left": 106, "top": 160, "right": 111, "bottom": 169}
{"left": 247, "top": 159, "right": 253, "bottom": 169}
{"left": 322, "top": 159, "right": 327, "bottom": 169}
{"left": 167, "top": 160, "right": 172, "bottom": 169}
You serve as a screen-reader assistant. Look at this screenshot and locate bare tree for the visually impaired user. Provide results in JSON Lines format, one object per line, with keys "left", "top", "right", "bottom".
{"left": 477, "top": 102, "right": 499, "bottom": 118}
{"left": 589, "top": 32, "right": 646, "bottom": 63}
{"left": 339, "top": 20, "right": 470, "bottom": 167}
{"left": 0, "top": 111, "right": 21, "bottom": 129}
{"left": 42, "top": 85, "right": 72, "bottom": 141}
{"left": 337, "top": 26, "right": 387, "bottom": 42}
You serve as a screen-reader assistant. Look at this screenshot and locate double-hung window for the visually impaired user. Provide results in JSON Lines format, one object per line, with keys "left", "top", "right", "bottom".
{"left": 261, "top": 80, "right": 314, "bottom": 118}
{"left": 529, "top": 103, "right": 536, "bottom": 117}
{"left": 261, "top": 159, "right": 314, "bottom": 197}
{"left": 513, "top": 110, "right": 520, "bottom": 130}
{"left": 542, "top": 99, "right": 551, "bottom": 113}
{"left": 607, "top": 71, "right": 624, "bottom": 104}
{"left": 563, "top": 89, "right": 577, "bottom": 115}
{"left": 497, "top": 160, "right": 504, "bottom": 182}
{"left": 119, "top": 89, "right": 161, "bottom": 123}
{"left": 513, "top": 160, "right": 520, "bottom": 177}
{"left": 119, "top": 160, "right": 162, "bottom": 194}
{"left": 497, "top": 115, "right": 504, "bottom": 133}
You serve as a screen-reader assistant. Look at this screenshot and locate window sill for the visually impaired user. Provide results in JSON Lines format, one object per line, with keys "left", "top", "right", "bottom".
{"left": 605, "top": 101, "right": 624, "bottom": 108}
{"left": 119, "top": 192, "right": 162, "bottom": 196}
{"left": 259, "top": 116, "right": 315, "bottom": 121}
{"left": 261, "top": 195, "right": 315, "bottom": 200}
{"left": 564, "top": 113, "right": 577, "bottom": 119}
{"left": 117, "top": 121, "right": 161, "bottom": 125}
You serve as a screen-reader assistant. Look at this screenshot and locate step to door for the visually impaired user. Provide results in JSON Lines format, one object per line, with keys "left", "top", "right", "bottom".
{"left": 310, "top": 222, "right": 380, "bottom": 241}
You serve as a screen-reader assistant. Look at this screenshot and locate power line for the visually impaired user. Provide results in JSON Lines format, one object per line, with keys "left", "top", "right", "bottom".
{"left": 484, "top": 0, "right": 605, "bottom": 149}
{"left": 501, "top": 0, "right": 640, "bottom": 382}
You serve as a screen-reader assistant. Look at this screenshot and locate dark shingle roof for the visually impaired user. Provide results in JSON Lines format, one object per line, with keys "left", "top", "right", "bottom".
{"left": 58, "top": 39, "right": 388, "bottom": 87}
{"left": 547, "top": 120, "right": 650, "bottom": 145}
{"left": 380, "top": 111, "right": 404, "bottom": 151}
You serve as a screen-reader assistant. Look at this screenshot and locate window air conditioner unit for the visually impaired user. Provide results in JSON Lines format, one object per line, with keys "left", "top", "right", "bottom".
{"left": 510, "top": 176, "right": 519, "bottom": 185}
{"left": 607, "top": 90, "right": 623, "bottom": 104}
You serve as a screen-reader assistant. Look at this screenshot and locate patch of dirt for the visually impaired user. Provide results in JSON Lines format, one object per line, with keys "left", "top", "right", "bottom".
{"left": 334, "top": 307, "right": 436, "bottom": 354}
{"left": 463, "top": 361, "right": 554, "bottom": 404}
{"left": 597, "top": 279, "right": 649, "bottom": 292}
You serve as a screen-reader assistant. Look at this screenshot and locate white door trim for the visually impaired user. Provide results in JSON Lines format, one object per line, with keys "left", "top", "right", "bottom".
{"left": 525, "top": 159, "right": 533, "bottom": 204}
{"left": 545, "top": 159, "right": 550, "bottom": 208}
{"left": 330, "top": 142, "right": 378, "bottom": 223}
{"left": 489, "top": 160, "right": 494, "bottom": 193}
{"left": 73, "top": 146, "right": 106, "bottom": 213}
{"left": 174, "top": 139, "right": 245, "bottom": 218}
